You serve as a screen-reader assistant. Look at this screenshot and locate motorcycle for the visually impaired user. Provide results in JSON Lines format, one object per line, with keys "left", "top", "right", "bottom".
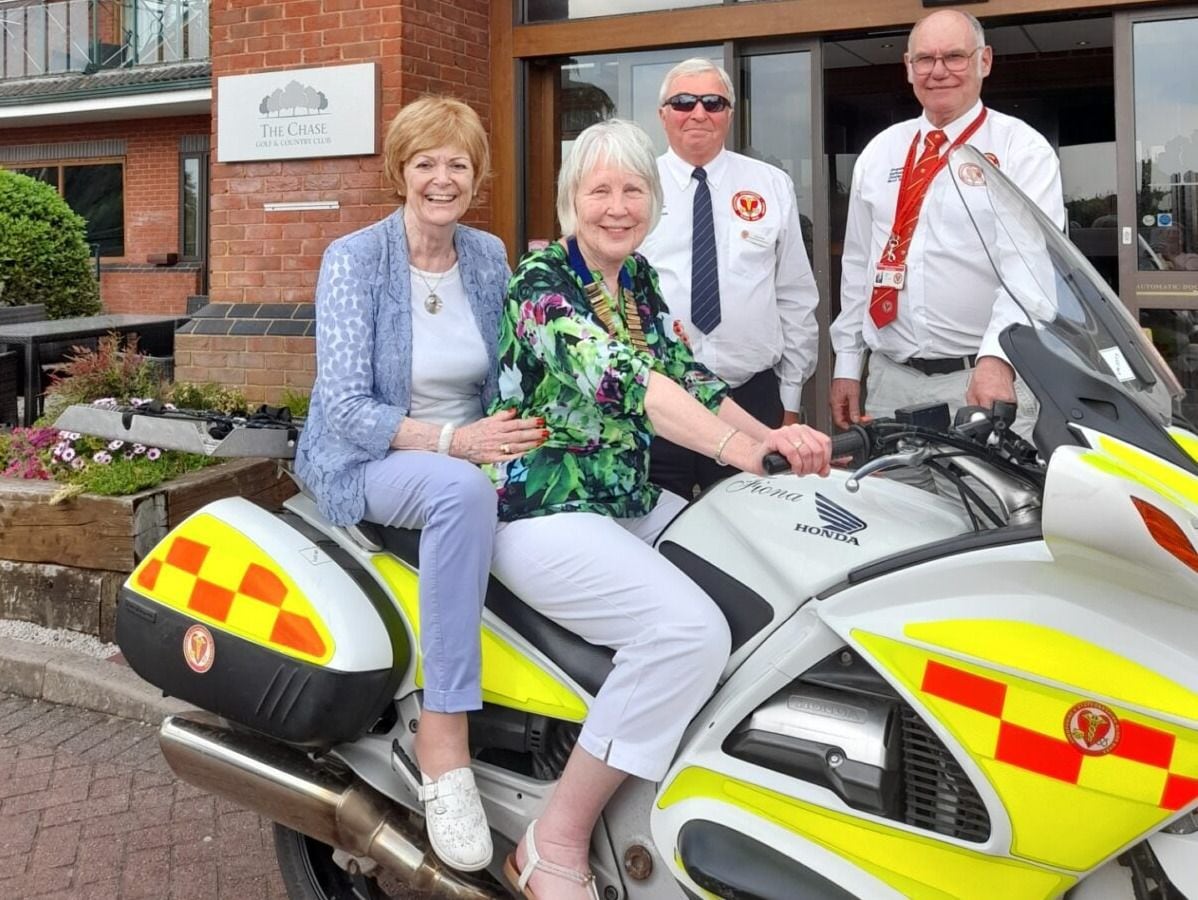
{"left": 83, "top": 145, "right": 1198, "bottom": 899}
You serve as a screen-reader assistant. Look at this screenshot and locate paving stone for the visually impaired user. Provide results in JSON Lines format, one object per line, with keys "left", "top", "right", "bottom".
{"left": 0, "top": 694, "right": 431, "bottom": 899}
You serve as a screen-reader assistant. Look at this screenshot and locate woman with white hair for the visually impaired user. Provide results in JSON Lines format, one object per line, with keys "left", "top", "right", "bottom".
{"left": 490, "top": 118, "right": 832, "bottom": 899}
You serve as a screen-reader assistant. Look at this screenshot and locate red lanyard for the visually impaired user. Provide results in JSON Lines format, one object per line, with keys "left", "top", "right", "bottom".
{"left": 887, "top": 107, "right": 988, "bottom": 261}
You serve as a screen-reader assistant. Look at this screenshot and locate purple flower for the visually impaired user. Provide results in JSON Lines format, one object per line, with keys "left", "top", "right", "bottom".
{"left": 595, "top": 367, "right": 626, "bottom": 408}
{"left": 146, "top": 448, "right": 162, "bottom": 461}
{"left": 61, "top": 447, "right": 76, "bottom": 462}
{"left": 108, "top": 440, "right": 125, "bottom": 451}
{"left": 70, "top": 457, "right": 85, "bottom": 471}
{"left": 123, "top": 450, "right": 135, "bottom": 460}
{"left": 93, "top": 451, "right": 112, "bottom": 465}
{"left": 132, "top": 443, "right": 146, "bottom": 455}
{"left": 92, "top": 398, "right": 118, "bottom": 409}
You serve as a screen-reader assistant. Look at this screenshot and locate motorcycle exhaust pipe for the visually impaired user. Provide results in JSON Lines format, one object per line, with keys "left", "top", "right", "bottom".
{"left": 158, "top": 711, "right": 499, "bottom": 900}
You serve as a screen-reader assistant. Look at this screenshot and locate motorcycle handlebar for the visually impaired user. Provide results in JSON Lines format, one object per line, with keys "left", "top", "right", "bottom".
{"left": 762, "top": 425, "right": 871, "bottom": 476}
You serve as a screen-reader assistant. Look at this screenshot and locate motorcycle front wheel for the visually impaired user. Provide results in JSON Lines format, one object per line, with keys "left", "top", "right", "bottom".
{"left": 273, "top": 824, "right": 407, "bottom": 900}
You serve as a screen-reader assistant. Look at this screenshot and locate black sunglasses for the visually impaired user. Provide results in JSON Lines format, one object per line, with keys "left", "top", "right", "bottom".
{"left": 664, "top": 93, "right": 731, "bottom": 114}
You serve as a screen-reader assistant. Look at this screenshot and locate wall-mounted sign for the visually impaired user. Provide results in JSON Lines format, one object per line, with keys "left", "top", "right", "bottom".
{"left": 216, "top": 62, "right": 378, "bottom": 163}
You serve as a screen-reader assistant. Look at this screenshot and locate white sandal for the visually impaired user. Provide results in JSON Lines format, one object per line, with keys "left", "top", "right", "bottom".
{"left": 502, "top": 820, "right": 599, "bottom": 900}
{"left": 418, "top": 767, "right": 493, "bottom": 872}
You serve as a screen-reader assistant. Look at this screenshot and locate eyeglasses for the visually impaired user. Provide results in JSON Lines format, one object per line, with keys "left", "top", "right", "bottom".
{"left": 663, "top": 93, "right": 731, "bottom": 114}
{"left": 908, "top": 47, "right": 983, "bottom": 76}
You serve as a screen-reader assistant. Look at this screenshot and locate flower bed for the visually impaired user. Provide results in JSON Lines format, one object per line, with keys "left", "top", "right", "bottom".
{"left": 0, "top": 337, "right": 306, "bottom": 640}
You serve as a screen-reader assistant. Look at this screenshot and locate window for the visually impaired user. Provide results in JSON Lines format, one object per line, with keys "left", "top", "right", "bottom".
{"left": 11, "top": 161, "right": 125, "bottom": 257}
{"left": 180, "top": 151, "right": 208, "bottom": 261}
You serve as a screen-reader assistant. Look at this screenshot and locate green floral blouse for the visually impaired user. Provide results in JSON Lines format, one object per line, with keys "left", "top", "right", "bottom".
{"left": 488, "top": 242, "right": 728, "bottom": 521}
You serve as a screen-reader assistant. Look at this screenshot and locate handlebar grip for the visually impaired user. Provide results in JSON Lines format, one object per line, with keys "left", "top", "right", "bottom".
{"left": 831, "top": 427, "right": 868, "bottom": 458}
{"left": 762, "top": 452, "right": 789, "bottom": 475}
{"left": 761, "top": 424, "right": 872, "bottom": 476}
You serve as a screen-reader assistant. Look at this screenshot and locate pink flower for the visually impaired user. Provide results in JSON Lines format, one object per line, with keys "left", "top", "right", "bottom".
{"left": 93, "top": 451, "right": 112, "bottom": 465}
{"left": 107, "top": 440, "right": 124, "bottom": 451}
{"left": 61, "top": 447, "right": 76, "bottom": 462}
{"left": 146, "top": 448, "right": 162, "bottom": 461}
{"left": 70, "top": 457, "right": 85, "bottom": 471}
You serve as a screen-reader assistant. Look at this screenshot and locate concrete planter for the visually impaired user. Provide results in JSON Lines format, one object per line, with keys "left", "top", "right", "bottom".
{"left": 0, "top": 458, "right": 296, "bottom": 641}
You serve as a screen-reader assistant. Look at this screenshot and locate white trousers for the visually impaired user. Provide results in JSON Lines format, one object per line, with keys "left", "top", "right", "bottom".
{"left": 491, "top": 492, "right": 731, "bottom": 782}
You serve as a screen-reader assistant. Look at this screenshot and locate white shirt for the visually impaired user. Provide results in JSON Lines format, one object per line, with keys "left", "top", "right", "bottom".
{"left": 639, "top": 148, "right": 819, "bottom": 412}
{"left": 830, "top": 101, "right": 1065, "bottom": 380}
{"left": 408, "top": 264, "right": 488, "bottom": 425}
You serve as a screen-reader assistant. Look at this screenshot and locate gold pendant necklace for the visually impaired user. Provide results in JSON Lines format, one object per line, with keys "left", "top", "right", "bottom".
{"left": 413, "top": 265, "right": 448, "bottom": 314}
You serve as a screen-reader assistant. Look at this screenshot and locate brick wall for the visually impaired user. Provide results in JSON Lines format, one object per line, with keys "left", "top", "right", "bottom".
{"left": 1, "top": 116, "right": 209, "bottom": 314}
{"left": 177, "top": 0, "right": 493, "bottom": 404}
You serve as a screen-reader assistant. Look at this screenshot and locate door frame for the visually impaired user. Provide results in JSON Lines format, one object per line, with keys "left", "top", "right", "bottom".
{"left": 1115, "top": 4, "right": 1198, "bottom": 320}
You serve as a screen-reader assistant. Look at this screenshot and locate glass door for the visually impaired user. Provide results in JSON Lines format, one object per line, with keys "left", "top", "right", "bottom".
{"left": 1118, "top": 8, "right": 1198, "bottom": 423}
{"left": 736, "top": 42, "right": 826, "bottom": 428}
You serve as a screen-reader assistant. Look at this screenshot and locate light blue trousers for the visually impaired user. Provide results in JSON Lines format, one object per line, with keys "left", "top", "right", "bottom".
{"left": 362, "top": 450, "right": 497, "bottom": 714}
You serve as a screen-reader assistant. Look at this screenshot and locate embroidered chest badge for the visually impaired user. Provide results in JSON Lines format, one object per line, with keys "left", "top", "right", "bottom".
{"left": 958, "top": 163, "right": 986, "bottom": 186}
{"left": 732, "top": 191, "right": 766, "bottom": 222}
{"left": 984, "top": 152, "right": 1000, "bottom": 168}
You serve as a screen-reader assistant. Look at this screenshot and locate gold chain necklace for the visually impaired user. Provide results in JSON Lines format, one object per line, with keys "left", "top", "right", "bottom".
{"left": 584, "top": 280, "right": 649, "bottom": 353}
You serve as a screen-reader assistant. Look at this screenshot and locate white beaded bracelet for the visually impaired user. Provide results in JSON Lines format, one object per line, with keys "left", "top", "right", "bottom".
{"left": 437, "top": 423, "right": 456, "bottom": 455}
{"left": 714, "top": 427, "right": 739, "bottom": 466}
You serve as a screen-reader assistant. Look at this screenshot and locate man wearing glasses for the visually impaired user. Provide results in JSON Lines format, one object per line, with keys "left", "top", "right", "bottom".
{"left": 641, "top": 58, "right": 819, "bottom": 499}
{"left": 829, "top": 9, "right": 1065, "bottom": 438}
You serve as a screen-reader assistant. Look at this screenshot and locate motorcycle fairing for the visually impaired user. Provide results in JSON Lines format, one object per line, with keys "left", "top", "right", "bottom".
{"left": 369, "top": 554, "right": 589, "bottom": 723}
{"left": 119, "top": 497, "right": 407, "bottom": 746}
{"left": 1043, "top": 430, "right": 1198, "bottom": 609}
{"left": 854, "top": 630, "right": 1198, "bottom": 872}
{"left": 656, "top": 767, "right": 1077, "bottom": 900}
{"left": 127, "top": 497, "right": 360, "bottom": 668}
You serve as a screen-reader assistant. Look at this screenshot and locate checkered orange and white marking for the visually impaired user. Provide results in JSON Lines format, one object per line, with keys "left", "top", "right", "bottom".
{"left": 858, "top": 631, "right": 1198, "bottom": 872}
{"left": 129, "top": 513, "right": 334, "bottom": 666}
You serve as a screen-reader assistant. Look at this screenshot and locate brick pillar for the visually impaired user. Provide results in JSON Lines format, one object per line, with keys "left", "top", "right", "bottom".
{"left": 175, "top": 0, "right": 493, "bottom": 405}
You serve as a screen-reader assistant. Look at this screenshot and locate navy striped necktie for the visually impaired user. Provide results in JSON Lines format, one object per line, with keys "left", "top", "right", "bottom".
{"left": 690, "top": 166, "right": 721, "bottom": 334}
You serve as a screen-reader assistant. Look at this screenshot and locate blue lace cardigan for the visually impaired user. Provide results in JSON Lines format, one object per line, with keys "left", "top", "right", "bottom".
{"left": 295, "top": 209, "right": 510, "bottom": 526}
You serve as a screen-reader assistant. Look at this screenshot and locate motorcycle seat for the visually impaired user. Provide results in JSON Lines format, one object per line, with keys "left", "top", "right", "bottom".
{"left": 374, "top": 525, "right": 615, "bottom": 698}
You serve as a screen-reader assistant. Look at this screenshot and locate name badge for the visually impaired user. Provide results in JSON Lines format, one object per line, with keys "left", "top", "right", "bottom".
{"left": 740, "top": 229, "right": 771, "bottom": 248}
{"left": 873, "top": 264, "right": 906, "bottom": 290}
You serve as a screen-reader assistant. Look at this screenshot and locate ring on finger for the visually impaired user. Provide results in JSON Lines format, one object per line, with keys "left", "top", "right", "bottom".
{"left": 501, "top": 443, "right": 511, "bottom": 454}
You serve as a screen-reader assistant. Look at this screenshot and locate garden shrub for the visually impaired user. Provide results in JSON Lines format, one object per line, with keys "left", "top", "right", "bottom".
{"left": 0, "top": 337, "right": 246, "bottom": 496}
{"left": 0, "top": 170, "right": 101, "bottom": 318}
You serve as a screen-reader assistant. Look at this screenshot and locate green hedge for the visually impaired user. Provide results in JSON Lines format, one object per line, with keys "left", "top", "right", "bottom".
{"left": 0, "top": 169, "right": 102, "bottom": 319}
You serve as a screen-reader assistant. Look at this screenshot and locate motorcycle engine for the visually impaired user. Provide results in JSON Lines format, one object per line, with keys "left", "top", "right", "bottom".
{"left": 725, "top": 648, "right": 991, "bottom": 842}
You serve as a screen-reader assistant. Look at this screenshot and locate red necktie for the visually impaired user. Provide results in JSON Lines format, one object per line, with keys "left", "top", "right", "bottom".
{"left": 869, "top": 129, "right": 948, "bottom": 329}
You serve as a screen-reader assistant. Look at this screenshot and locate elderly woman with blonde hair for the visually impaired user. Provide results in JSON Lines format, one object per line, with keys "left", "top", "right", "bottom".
{"left": 490, "top": 118, "right": 832, "bottom": 899}
{"left": 295, "top": 96, "right": 544, "bottom": 872}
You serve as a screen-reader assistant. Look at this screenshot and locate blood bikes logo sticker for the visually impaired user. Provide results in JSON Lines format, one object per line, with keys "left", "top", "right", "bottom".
{"left": 183, "top": 624, "right": 216, "bottom": 674}
{"left": 958, "top": 163, "right": 986, "bottom": 186}
{"left": 732, "top": 191, "right": 766, "bottom": 221}
{"left": 1064, "top": 701, "right": 1121, "bottom": 756}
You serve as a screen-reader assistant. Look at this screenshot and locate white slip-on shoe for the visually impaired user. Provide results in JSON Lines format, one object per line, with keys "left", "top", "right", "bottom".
{"left": 419, "top": 767, "right": 493, "bottom": 872}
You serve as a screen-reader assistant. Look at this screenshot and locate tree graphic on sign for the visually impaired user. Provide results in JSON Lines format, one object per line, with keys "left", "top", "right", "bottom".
{"left": 259, "top": 80, "right": 329, "bottom": 117}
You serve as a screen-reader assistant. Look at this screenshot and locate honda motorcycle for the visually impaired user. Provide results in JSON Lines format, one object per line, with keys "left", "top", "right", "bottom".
{"left": 81, "top": 146, "right": 1198, "bottom": 899}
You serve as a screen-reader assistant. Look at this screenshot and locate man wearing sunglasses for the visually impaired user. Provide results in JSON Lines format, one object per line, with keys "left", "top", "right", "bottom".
{"left": 641, "top": 58, "right": 819, "bottom": 499}
{"left": 829, "top": 9, "right": 1064, "bottom": 445}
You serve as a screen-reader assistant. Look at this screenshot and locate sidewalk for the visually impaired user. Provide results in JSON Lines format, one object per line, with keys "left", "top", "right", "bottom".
{"left": 0, "top": 635, "right": 188, "bottom": 726}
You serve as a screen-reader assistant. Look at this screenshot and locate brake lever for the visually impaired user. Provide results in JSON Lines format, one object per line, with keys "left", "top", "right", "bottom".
{"left": 844, "top": 446, "right": 933, "bottom": 493}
